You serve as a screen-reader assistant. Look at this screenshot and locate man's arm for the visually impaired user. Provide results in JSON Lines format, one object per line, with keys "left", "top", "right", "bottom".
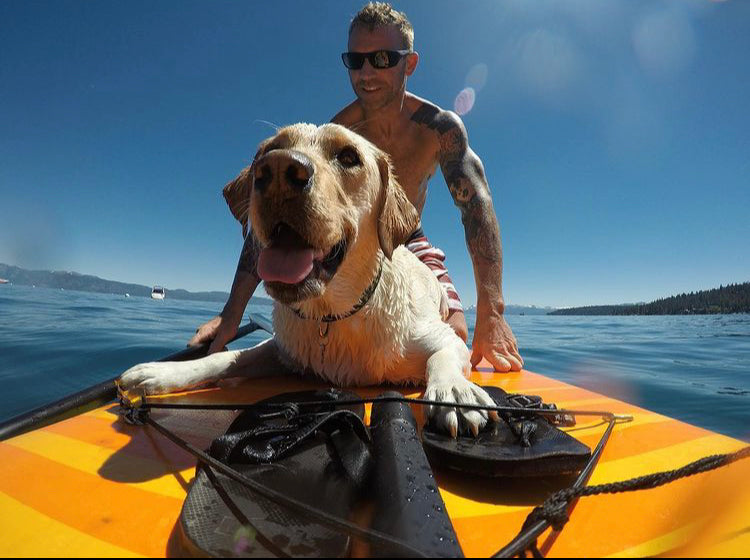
{"left": 188, "top": 232, "right": 260, "bottom": 353}
{"left": 190, "top": 157, "right": 265, "bottom": 353}
{"left": 436, "top": 111, "right": 523, "bottom": 371}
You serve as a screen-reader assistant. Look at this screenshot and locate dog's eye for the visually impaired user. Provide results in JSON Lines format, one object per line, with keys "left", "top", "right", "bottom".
{"left": 336, "top": 147, "right": 361, "bottom": 168}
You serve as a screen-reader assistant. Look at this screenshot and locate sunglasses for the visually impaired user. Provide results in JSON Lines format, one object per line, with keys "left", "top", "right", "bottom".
{"left": 341, "top": 49, "right": 412, "bottom": 70}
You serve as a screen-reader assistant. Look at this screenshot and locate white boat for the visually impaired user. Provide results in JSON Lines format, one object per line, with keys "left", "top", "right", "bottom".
{"left": 151, "top": 286, "right": 166, "bottom": 300}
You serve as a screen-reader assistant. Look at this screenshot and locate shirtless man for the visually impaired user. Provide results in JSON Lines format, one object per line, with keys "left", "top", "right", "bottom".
{"left": 191, "top": 2, "right": 523, "bottom": 372}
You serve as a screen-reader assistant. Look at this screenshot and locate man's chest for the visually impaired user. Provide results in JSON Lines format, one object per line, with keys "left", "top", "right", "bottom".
{"left": 367, "top": 131, "right": 440, "bottom": 205}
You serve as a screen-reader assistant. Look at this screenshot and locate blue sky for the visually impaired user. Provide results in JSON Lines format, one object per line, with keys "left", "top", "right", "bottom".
{"left": 1, "top": 0, "right": 748, "bottom": 308}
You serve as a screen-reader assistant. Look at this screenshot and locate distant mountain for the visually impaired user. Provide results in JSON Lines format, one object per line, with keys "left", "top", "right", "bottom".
{"left": 465, "top": 304, "right": 556, "bottom": 315}
{"left": 549, "top": 282, "right": 750, "bottom": 316}
{"left": 0, "top": 263, "right": 273, "bottom": 306}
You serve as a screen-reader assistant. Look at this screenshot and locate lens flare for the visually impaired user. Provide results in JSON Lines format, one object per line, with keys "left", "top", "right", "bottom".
{"left": 454, "top": 87, "right": 476, "bottom": 116}
{"left": 632, "top": 9, "right": 695, "bottom": 76}
{"left": 465, "top": 63, "right": 488, "bottom": 92}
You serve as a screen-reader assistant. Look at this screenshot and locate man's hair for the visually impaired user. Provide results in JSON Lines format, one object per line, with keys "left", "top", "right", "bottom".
{"left": 349, "top": 2, "right": 414, "bottom": 51}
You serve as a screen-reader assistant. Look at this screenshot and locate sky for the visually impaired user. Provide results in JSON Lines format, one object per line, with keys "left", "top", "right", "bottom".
{"left": 1, "top": 0, "right": 748, "bottom": 308}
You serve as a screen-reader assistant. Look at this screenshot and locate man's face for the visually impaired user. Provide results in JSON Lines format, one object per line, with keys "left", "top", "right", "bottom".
{"left": 347, "top": 25, "right": 416, "bottom": 111}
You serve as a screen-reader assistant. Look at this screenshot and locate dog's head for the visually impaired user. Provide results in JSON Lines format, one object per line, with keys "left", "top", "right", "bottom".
{"left": 224, "top": 123, "right": 419, "bottom": 305}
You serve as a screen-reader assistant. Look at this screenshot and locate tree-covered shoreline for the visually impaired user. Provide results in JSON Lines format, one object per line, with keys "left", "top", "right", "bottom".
{"left": 549, "top": 282, "right": 750, "bottom": 316}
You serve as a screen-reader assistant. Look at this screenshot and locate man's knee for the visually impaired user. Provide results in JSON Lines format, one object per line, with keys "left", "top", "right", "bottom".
{"left": 446, "top": 309, "right": 468, "bottom": 343}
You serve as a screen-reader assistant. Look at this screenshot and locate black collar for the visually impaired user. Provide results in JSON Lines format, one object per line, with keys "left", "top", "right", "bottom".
{"left": 289, "top": 257, "right": 383, "bottom": 323}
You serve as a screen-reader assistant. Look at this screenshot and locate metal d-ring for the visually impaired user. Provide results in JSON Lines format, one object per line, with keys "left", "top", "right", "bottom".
{"left": 318, "top": 320, "right": 332, "bottom": 375}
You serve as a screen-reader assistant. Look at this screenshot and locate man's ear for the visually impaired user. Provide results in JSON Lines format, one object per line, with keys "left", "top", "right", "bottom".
{"left": 376, "top": 153, "right": 420, "bottom": 259}
{"left": 405, "top": 51, "right": 419, "bottom": 76}
{"left": 222, "top": 166, "right": 253, "bottom": 238}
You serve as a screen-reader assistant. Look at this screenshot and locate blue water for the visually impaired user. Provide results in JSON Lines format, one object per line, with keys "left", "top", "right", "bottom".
{"left": 1, "top": 285, "right": 748, "bottom": 441}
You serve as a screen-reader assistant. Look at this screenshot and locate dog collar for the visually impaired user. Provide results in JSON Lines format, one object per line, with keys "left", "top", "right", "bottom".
{"left": 289, "top": 256, "right": 383, "bottom": 324}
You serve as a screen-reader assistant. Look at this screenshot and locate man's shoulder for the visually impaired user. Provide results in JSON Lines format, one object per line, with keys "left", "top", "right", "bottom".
{"left": 331, "top": 100, "right": 364, "bottom": 126}
{"left": 407, "top": 94, "right": 465, "bottom": 135}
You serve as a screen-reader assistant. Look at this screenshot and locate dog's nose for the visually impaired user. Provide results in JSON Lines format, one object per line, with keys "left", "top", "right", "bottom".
{"left": 253, "top": 150, "right": 314, "bottom": 194}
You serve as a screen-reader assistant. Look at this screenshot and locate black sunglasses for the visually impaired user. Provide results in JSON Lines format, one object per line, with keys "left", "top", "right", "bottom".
{"left": 341, "top": 49, "right": 412, "bottom": 70}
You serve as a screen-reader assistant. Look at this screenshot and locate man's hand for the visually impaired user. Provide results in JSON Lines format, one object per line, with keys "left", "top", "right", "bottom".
{"left": 188, "top": 314, "right": 240, "bottom": 355}
{"left": 470, "top": 310, "right": 523, "bottom": 372}
{"left": 188, "top": 233, "right": 261, "bottom": 354}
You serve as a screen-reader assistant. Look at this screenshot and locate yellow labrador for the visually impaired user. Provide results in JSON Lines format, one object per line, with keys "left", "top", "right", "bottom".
{"left": 120, "top": 124, "right": 497, "bottom": 436}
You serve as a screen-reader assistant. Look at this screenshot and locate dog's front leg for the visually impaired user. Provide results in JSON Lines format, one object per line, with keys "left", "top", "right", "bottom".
{"left": 119, "top": 338, "right": 291, "bottom": 395}
{"left": 423, "top": 339, "right": 499, "bottom": 437}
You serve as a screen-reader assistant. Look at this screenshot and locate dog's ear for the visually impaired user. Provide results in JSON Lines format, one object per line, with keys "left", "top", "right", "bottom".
{"left": 223, "top": 140, "right": 272, "bottom": 237}
{"left": 376, "top": 153, "right": 420, "bottom": 259}
{"left": 222, "top": 166, "right": 253, "bottom": 237}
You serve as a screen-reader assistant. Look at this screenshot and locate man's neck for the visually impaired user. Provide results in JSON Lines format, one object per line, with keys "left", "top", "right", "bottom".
{"left": 360, "top": 91, "right": 410, "bottom": 139}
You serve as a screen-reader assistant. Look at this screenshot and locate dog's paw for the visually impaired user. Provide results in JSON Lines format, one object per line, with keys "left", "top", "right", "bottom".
{"left": 119, "top": 361, "right": 208, "bottom": 395}
{"left": 424, "top": 377, "right": 498, "bottom": 438}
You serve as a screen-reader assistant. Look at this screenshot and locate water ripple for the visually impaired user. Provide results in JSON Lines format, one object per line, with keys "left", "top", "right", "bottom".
{"left": 1, "top": 285, "right": 748, "bottom": 441}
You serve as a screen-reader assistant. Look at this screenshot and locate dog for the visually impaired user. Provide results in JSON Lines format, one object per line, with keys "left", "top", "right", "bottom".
{"left": 119, "top": 123, "right": 498, "bottom": 437}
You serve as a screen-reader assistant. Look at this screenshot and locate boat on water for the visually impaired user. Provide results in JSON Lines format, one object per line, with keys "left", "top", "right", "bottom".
{"left": 151, "top": 286, "right": 166, "bottom": 300}
{"left": 0, "top": 278, "right": 9, "bottom": 284}
{"left": 0, "top": 316, "right": 747, "bottom": 557}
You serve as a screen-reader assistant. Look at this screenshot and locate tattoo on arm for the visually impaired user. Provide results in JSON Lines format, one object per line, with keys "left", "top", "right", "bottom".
{"left": 461, "top": 195, "right": 503, "bottom": 263}
{"left": 411, "top": 103, "right": 506, "bottom": 307}
{"left": 411, "top": 104, "right": 476, "bottom": 204}
{"left": 440, "top": 126, "right": 476, "bottom": 204}
{"left": 434, "top": 113, "right": 502, "bottom": 264}
{"left": 238, "top": 231, "right": 261, "bottom": 279}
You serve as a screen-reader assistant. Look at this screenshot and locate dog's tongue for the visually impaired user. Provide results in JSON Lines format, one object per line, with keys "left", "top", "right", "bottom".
{"left": 257, "top": 224, "right": 314, "bottom": 284}
{"left": 258, "top": 247, "right": 313, "bottom": 284}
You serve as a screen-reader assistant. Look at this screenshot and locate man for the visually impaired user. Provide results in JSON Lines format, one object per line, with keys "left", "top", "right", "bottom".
{"left": 191, "top": 2, "right": 523, "bottom": 372}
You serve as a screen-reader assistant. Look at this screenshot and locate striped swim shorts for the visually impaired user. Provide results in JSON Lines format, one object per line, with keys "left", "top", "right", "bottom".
{"left": 405, "top": 227, "right": 463, "bottom": 313}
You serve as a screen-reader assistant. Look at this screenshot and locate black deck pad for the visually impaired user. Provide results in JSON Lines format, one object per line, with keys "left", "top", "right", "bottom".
{"left": 422, "top": 386, "right": 592, "bottom": 478}
{"left": 368, "top": 392, "right": 464, "bottom": 558}
{"left": 179, "top": 389, "right": 368, "bottom": 558}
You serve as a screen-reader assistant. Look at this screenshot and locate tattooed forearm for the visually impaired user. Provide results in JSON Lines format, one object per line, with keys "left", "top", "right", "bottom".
{"left": 461, "top": 194, "right": 503, "bottom": 263}
{"left": 459, "top": 188, "right": 505, "bottom": 309}
{"left": 237, "top": 232, "right": 261, "bottom": 279}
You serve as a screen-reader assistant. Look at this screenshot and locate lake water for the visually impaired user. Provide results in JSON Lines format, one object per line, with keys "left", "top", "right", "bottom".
{"left": 1, "top": 284, "right": 748, "bottom": 441}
